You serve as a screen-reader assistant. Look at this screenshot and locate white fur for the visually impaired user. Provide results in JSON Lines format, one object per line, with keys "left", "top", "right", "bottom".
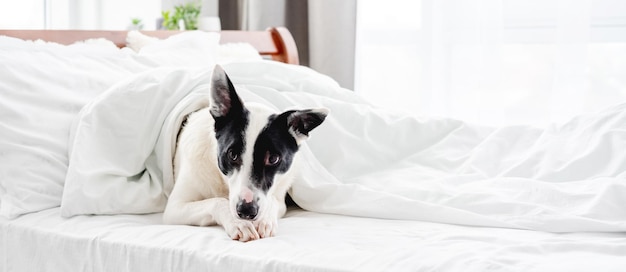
{"left": 163, "top": 104, "right": 298, "bottom": 242}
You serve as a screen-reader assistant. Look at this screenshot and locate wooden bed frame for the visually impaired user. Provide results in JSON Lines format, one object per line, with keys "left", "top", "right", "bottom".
{"left": 0, "top": 27, "right": 299, "bottom": 65}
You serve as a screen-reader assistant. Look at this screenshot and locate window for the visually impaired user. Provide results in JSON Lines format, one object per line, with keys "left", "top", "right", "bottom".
{"left": 0, "top": 0, "right": 161, "bottom": 30}
{"left": 355, "top": 0, "right": 626, "bottom": 126}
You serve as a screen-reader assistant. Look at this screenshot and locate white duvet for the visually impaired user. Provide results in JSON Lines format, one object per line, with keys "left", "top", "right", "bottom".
{"left": 63, "top": 60, "right": 626, "bottom": 233}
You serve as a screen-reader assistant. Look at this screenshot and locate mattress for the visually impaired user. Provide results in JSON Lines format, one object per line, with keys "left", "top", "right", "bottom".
{"left": 2, "top": 207, "right": 625, "bottom": 272}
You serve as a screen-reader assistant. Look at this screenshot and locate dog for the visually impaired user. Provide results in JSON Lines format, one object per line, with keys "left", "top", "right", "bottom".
{"left": 163, "top": 65, "right": 328, "bottom": 242}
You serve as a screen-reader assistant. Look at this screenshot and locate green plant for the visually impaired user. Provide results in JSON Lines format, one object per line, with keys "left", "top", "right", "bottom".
{"left": 161, "top": 1, "right": 201, "bottom": 30}
{"left": 130, "top": 18, "right": 143, "bottom": 30}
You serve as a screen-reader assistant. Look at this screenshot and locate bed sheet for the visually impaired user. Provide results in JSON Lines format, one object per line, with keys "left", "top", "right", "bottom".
{"left": 1, "top": 208, "right": 625, "bottom": 272}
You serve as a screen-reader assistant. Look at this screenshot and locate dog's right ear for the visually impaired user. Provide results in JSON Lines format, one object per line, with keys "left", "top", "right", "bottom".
{"left": 210, "top": 65, "right": 245, "bottom": 120}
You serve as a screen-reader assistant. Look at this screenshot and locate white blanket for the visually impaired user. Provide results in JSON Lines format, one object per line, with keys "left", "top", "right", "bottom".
{"left": 63, "top": 60, "right": 626, "bottom": 232}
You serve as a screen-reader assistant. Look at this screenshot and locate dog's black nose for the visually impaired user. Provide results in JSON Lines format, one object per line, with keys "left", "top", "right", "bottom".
{"left": 236, "top": 199, "right": 258, "bottom": 220}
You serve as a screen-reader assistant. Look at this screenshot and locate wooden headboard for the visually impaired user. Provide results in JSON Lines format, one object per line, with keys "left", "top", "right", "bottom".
{"left": 0, "top": 26, "right": 299, "bottom": 65}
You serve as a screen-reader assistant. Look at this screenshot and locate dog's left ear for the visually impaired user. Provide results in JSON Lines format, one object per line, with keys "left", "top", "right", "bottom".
{"left": 286, "top": 108, "right": 329, "bottom": 144}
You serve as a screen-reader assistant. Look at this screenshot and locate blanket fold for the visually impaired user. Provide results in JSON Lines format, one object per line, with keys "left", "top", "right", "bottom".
{"left": 62, "top": 68, "right": 211, "bottom": 216}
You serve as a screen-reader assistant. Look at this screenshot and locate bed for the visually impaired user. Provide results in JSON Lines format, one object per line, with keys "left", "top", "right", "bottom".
{"left": 1, "top": 27, "right": 626, "bottom": 272}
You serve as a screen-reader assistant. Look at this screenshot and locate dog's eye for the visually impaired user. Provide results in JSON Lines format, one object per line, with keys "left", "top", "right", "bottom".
{"left": 265, "top": 153, "right": 281, "bottom": 166}
{"left": 227, "top": 149, "right": 238, "bottom": 162}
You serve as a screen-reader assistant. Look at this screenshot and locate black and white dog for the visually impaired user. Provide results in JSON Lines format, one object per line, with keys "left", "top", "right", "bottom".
{"left": 163, "top": 65, "right": 328, "bottom": 242}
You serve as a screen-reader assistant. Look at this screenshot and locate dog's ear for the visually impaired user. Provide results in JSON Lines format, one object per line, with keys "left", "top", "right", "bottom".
{"left": 286, "top": 108, "right": 329, "bottom": 144}
{"left": 210, "top": 65, "right": 244, "bottom": 119}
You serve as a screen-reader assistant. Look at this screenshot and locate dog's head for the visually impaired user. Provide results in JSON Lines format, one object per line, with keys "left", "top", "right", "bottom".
{"left": 209, "top": 65, "right": 328, "bottom": 221}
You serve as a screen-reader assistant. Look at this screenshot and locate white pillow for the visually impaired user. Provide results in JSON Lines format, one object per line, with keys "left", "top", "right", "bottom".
{"left": 0, "top": 31, "right": 221, "bottom": 219}
{"left": 127, "top": 30, "right": 220, "bottom": 67}
{"left": 217, "top": 42, "right": 263, "bottom": 64}
{"left": 127, "top": 30, "right": 262, "bottom": 65}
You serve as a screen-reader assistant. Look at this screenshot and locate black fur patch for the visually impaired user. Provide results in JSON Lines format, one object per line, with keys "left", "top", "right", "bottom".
{"left": 214, "top": 109, "right": 249, "bottom": 175}
{"left": 251, "top": 112, "right": 300, "bottom": 191}
{"left": 210, "top": 65, "right": 250, "bottom": 176}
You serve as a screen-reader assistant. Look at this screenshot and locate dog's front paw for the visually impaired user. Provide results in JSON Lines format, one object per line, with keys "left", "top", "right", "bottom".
{"left": 254, "top": 218, "right": 277, "bottom": 238}
{"left": 224, "top": 219, "right": 260, "bottom": 242}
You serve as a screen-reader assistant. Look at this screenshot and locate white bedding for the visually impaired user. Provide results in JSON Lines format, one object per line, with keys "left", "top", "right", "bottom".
{"left": 0, "top": 31, "right": 261, "bottom": 219}
{"left": 1, "top": 207, "right": 625, "bottom": 272}
{"left": 2, "top": 30, "right": 626, "bottom": 272}
{"left": 63, "top": 60, "right": 626, "bottom": 232}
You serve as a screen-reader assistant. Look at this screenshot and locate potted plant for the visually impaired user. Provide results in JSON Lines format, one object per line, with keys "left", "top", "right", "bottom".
{"left": 128, "top": 18, "right": 144, "bottom": 30}
{"left": 161, "top": 1, "right": 201, "bottom": 30}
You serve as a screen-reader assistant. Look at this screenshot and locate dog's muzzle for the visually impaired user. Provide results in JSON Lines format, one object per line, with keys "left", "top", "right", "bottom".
{"left": 236, "top": 199, "right": 258, "bottom": 220}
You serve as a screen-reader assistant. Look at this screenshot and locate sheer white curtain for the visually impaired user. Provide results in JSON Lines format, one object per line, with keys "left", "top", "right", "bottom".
{"left": 0, "top": 0, "right": 161, "bottom": 30}
{"left": 69, "top": 0, "right": 161, "bottom": 30}
{"left": 0, "top": 0, "right": 65, "bottom": 29}
{"left": 355, "top": 0, "right": 626, "bottom": 126}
